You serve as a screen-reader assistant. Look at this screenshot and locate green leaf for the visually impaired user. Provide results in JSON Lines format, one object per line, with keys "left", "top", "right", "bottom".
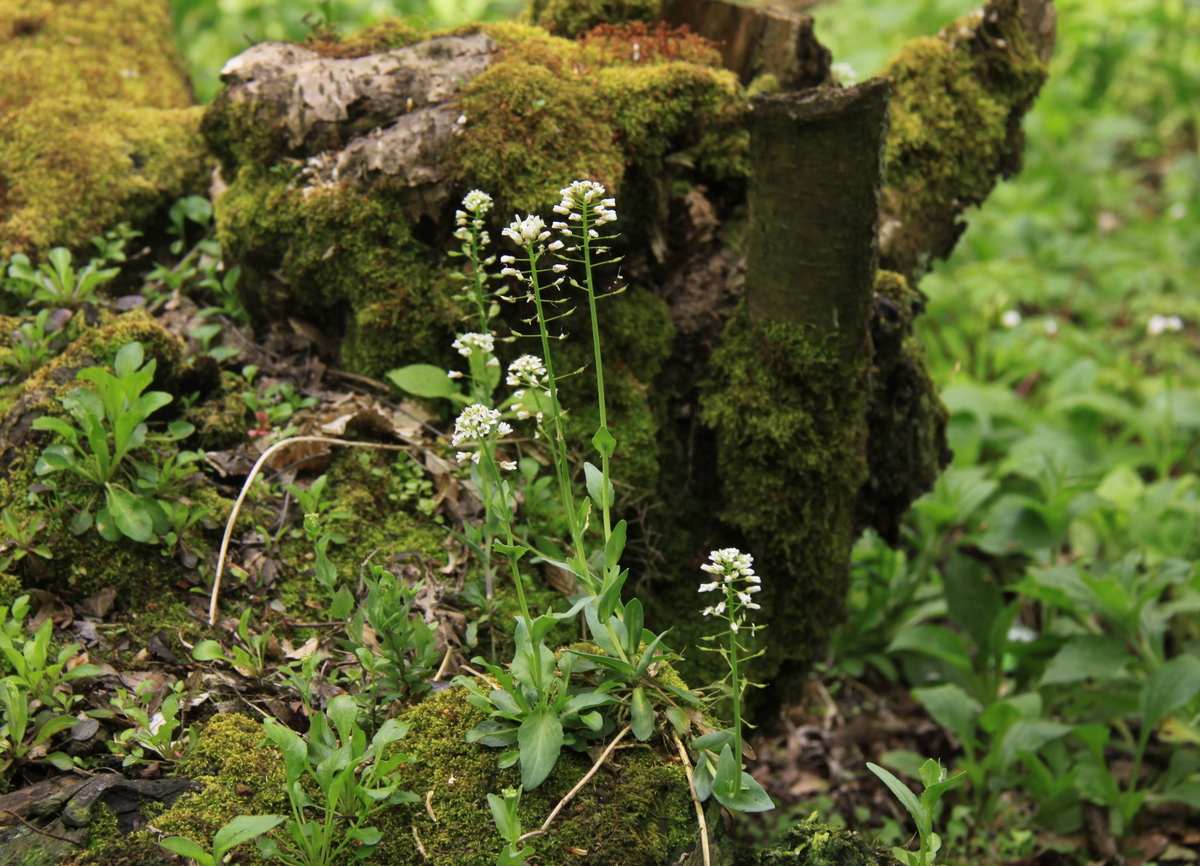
{"left": 604, "top": 520, "right": 627, "bottom": 569}
{"left": 665, "top": 707, "right": 689, "bottom": 736}
{"left": 591, "top": 426, "right": 616, "bottom": 459}
{"left": 113, "top": 341, "right": 144, "bottom": 379}
{"left": 583, "top": 462, "right": 613, "bottom": 510}
{"left": 630, "top": 687, "right": 654, "bottom": 741}
{"left": 912, "top": 684, "right": 980, "bottom": 743}
{"left": 713, "top": 772, "right": 775, "bottom": 813}
{"left": 867, "top": 762, "right": 923, "bottom": 824}
{"left": 494, "top": 541, "right": 529, "bottom": 561}
{"left": 159, "top": 837, "right": 213, "bottom": 866}
{"left": 691, "top": 751, "right": 714, "bottom": 802}
{"left": 211, "top": 815, "right": 286, "bottom": 859}
{"left": 104, "top": 485, "right": 154, "bottom": 543}
{"left": 886, "top": 625, "right": 973, "bottom": 674}
{"left": 69, "top": 508, "right": 93, "bottom": 536}
{"left": 1141, "top": 656, "right": 1200, "bottom": 732}
{"left": 518, "top": 706, "right": 564, "bottom": 790}
{"left": 1041, "top": 636, "right": 1131, "bottom": 685}
{"left": 386, "top": 364, "right": 461, "bottom": 399}
{"left": 691, "top": 730, "right": 735, "bottom": 753}
{"left": 713, "top": 744, "right": 741, "bottom": 799}
{"left": 191, "top": 640, "right": 226, "bottom": 662}
{"left": 941, "top": 552, "right": 1003, "bottom": 658}
{"left": 999, "top": 719, "right": 1071, "bottom": 770}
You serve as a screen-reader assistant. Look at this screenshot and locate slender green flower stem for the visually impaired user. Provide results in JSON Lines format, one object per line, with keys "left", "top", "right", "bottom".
{"left": 503, "top": 522, "right": 533, "bottom": 626}
{"left": 578, "top": 207, "right": 613, "bottom": 544}
{"left": 522, "top": 244, "right": 595, "bottom": 592}
{"left": 727, "top": 590, "right": 744, "bottom": 763}
{"left": 468, "top": 222, "right": 490, "bottom": 334}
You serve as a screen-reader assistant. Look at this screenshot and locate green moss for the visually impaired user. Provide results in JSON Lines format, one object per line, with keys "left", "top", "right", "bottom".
{"left": 733, "top": 819, "right": 897, "bottom": 866}
{"left": 374, "top": 687, "right": 697, "bottom": 866}
{"left": 0, "top": 1, "right": 208, "bottom": 255}
{"left": 450, "top": 23, "right": 747, "bottom": 224}
{"left": 184, "top": 371, "right": 252, "bottom": 451}
{"left": 696, "top": 302, "right": 870, "bottom": 693}
{"left": 213, "top": 168, "right": 460, "bottom": 378}
{"left": 881, "top": 0, "right": 1047, "bottom": 263}
{"left": 153, "top": 713, "right": 288, "bottom": 848}
{"left": 858, "top": 272, "right": 950, "bottom": 544}
{"left": 522, "top": 0, "right": 661, "bottom": 39}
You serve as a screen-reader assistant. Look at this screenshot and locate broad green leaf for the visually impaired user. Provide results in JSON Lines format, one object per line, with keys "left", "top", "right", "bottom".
{"left": 386, "top": 364, "right": 461, "bottom": 399}
{"left": 665, "top": 707, "right": 689, "bottom": 736}
{"left": 212, "top": 815, "right": 286, "bottom": 858}
{"left": 941, "top": 552, "right": 1002, "bottom": 657}
{"left": 518, "top": 706, "right": 564, "bottom": 790}
{"left": 1041, "top": 636, "right": 1131, "bottom": 685}
{"left": 327, "top": 695, "right": 358, "bottom": 743}
{"left": 999, "top": 719, "right": 1072, "bottom": 770}
{"left": 105, "top": 485, "right": 154, "bottom": 542}
{"left": 691, "top": 751, "right": 714, "bottom": 802}
{"left": 159, "top": 837, "right": 213, "bottom": 865}
{"left": 912, "top": 684, "right": 980, "bottom": 742}
{"left": 691, "top": 730, "right": 735, "bottom": 753}
{"left": 191, "top": 640, "right": 226, "bottom": 661}
{"left": 113, "top": 341, "right": 145, "bottom": 379}
{"left": 1141, "top": 656, "right": 1200, "bottom": 732}
{"left": 713, "top": 771, "right": 775, "bottom": 813}
{"left": 630, "top": 687, "right": 654, "bottom": 741}
{"left": 886, "top": 625, "right": 973, "bottom": 673}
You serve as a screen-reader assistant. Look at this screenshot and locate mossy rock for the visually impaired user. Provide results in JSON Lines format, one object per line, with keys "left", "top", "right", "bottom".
{"left": 0, "top": 0, "right": 210, "bottom": 255}
{"left": 732, "top": 820, "right": 900, "bottom": 866}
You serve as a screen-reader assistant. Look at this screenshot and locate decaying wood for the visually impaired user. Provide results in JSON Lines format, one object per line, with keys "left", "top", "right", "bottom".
{"left": 213, "top": 32, "right": 495, "bottom": 199}
{"left": 745, "top": 79, "right": 891, "bottom": 359}
{"left": 659, "top": 0, "right": 830, "bottom": 89}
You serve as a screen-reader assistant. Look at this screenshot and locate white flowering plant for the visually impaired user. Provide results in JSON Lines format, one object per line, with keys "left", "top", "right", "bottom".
{"left": 385, "top": 183, "right": 772, "bottom": 824}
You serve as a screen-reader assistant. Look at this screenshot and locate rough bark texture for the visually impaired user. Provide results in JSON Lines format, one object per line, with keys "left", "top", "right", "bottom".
{"left": 746, "top": 81, "right": 889, "bottom": 357}
{"left": 659, "top": 0, "right": 830, "bottom": 89}
{"left": 210, "top": 33, "right": 495, "bottom": 208}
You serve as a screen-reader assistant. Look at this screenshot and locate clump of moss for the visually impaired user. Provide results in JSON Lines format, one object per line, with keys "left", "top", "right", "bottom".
{"left": 0, "top": 0, "right": 208, "bottom": 255}
{"left": 152, "top": 713, "right": 288, "bottom": 847}
{"left": 374, "top": 687, "right": 697, "bottom": 866}
{"left": 522, "top": 0, "right": 661, "bottom": 39}
{"left": 450, "top": 22, "right": 747, "bottom": 223}
{"left": 698, "top": 303, "right": 869, "bottom": 694}
{"left": 880, "top": 0, "right": 1047, "bottom": 274}
{"left": 214, "top": 168, "right": 460, "bottom": 378}
{"left": 733, "top": 818, "right": 899, "bottom": 866}
{"left": 303, "top": 17, "right": 423, "bottom": 57}
{"left": 858, "top": 271, "right": 950, "bottom": 544}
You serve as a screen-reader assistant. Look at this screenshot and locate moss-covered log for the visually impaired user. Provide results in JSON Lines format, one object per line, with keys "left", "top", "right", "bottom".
{"left": 0, "top": 0, "right": 210, "bottom": 256}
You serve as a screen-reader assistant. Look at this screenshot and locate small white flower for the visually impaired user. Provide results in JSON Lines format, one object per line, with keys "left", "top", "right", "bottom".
{"left": 452, "top": 332, "right": 494, "bottom": 357}
{"left": 462, "top": 189, "right": 492, "bottom": 214}
{"left": 500, "top": 460, "right": 517, "bottom": 471}
{"left": 1148, "top": 314, "right": 1184, "bottom": 336}
{"left": 699, "top": 582, "right": 720, "bottom": 593}
{"left": 1001, "top": 310, "right": 1022, "bottom": 328}
{"left": 547, "top": 240, "right": 564, "bottom": 251}
{"left": 451, "top": 404, "right": 504, "bottom": 447}
{"left": 552, "top": 264, "right": 567, "bottom": 272}
{"left": 456, "top": 114, "right": 468, "bottom": 124}
{"left": 447, "top": 370, "right": 464, "bottom": 379}
{"left": 506, "top": 355, "right": 548, "bottom": 388}
{"left": 1044, "top": 318, "right": 1060, "bottom": 336}
{"left": 831, "top": 62, "right": 858, "bottom": 85}
{"left": 500, "top": 255, "right": 516, "bottom": 264}
{"left": 503, "top": 214, "right": 547, "bottom": 246}
{"left": 730, "top": 621, "right": 740, "bottom": 633}
{"left": 456, "top": 451, "right": 473, "bottom": 463}
{"left": 486, "top": 356, "right": 500, "bottom": 367}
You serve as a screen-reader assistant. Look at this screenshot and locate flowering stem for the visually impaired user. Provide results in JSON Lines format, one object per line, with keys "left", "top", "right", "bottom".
{"left": 523, "top": 245, "right": 595, "bottom": 591}
{"left": 579, "top": 208, "right": 613, "bottom": 544}
{"left": 503, "top": 522, "right": 533, "bottom": 626}
{"left": 727, "top": 592, "right": 744, "bottom": 764}
{"left": 468, "top": 222, "right": 490, "bottom": 334}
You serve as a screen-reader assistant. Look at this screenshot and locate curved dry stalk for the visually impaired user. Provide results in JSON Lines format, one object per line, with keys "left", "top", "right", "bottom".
{"left": 207, "top": 435, "right": 409, "bottom": 625}
{"left": 672, "top": 732, "right": 711, "bottom": 866}
{"left": 518, "top": 725, "right": 633, "bottom": 843}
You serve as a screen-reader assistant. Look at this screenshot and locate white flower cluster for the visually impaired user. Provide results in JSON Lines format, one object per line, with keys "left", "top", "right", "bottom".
{"left": 451, "top": 403, "right": 514, "bottom": 467}
{"left": 454, "top": 190, "right": 494, "bottom": 243}
{"left": 502, "top": 214, "right": 550, "bottom": 247}
{"left": 452, "top": 332, "right": 494, "bottom": 357}
{"left": 1148, "top": 314, "right": 1184, "bottom": 336}
{"left": 506, "top": 354, "right": 548, "bottom": 389}
{"left": 550, "top": 181, "right": 617, "bottom": 244}
{"left": 699, "top": 548, "right": 762, "bottom": 632}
